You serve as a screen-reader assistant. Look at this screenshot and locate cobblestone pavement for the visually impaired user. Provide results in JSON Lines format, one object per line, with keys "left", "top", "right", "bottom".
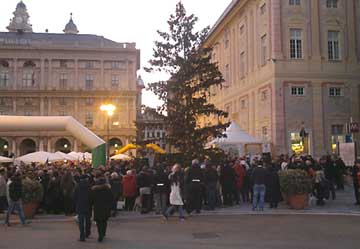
{"left": 1, "top": 214, "right": 360, "bottom": 249}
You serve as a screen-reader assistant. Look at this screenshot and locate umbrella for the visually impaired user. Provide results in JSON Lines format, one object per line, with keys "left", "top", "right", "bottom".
{"left": 0, "top": 156, "right": 13, "bottom": 163}
{"left": 15, "top": 151, "right": 64, "bottom": 164}
{"left": 110, "top": 154, "right": 132, "bottom": 161}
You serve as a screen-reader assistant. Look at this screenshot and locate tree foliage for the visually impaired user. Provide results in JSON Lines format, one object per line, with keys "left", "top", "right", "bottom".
{"left": 146, "top": 2, "right": 229, "bottom": 161}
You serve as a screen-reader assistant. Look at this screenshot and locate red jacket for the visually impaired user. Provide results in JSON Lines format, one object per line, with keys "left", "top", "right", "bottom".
{"left": 122, "top": 175, "right": 137, "bottom": 197}
{"left": 233, "top": 164, "right": 245, "bottom": 189}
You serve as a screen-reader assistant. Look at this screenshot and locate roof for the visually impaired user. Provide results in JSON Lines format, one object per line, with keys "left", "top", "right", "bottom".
{"left": 205, "top": 0, "right": 241, "bottom": 44}
{"left": 0, "top": 31, "right": 137, "bottom": 50}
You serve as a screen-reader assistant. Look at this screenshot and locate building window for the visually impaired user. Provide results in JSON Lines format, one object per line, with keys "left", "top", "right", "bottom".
{"left": 328, "top": 31, "right": 340, "bottom": 61}
{"left": 260, "top": 3, "right": 266, "bottom": 15}
{"left": 331, "top": 124, "right": 344, "bottom": 151}
{"left": 240, "top": 51, "right": 246, "bottom": 78}
{"left": 111, "top": 61, "right": 120, "bottom": 69}
{"left": 85, "top": 61, "right": 94, "bottom": 69}
{"left": 261, "top": 34, "right": 267, "bottom": 66}
{"left": 262, "top": 126, "right": 268, "bottom": 139}
{"left": 60, "top": 60, "right": 67, "bottom": 68}
{"left": 85, "top": 74, "right": 94, "bottom": 89}
{"left": 85, "top": 112, "right": 93, "bottom": 126}
{"left": 225, "top": 64, "right": 230, "bottom": 87}
{"left": 24, "top": 110, "right": 32, "bottom": 116}
{"left": 24, "top": 98, "right": 33, "bottom": 105}
{"left": 22, "top": 72, "right": 35, "bottom": 88}
{"left": 0, "top": 98, "right": 5, "bottom": 106}
{"left": 59, "top": 73, "right": 67, "bottom": 89}
{"left": 326, "top": 0, "right": 338, "bottom": 8}
{"left": 224, "top": 30, "right": 230, "bottom": 49}
{"left": 85, "top": 97, "right": 94, "bottom": 106}
{"left": 291, "top": 87, "right": 305, "bottom": 96}
{"left": 59, "top": 97, "right": 66, "bottom": 106}
{"left": 261, "top": 90, "right": 268, "bottom": 101}
{"left": 0, "top": 72, "right": 9, "bottom": 88}
{"left": 240, "top": 25, "right": 245, "bottom": 35}
{"left": 241, "top": 99, "right": 246, "bottom": 109}
{"left": 329, "top": 87, "right": 342, "bottom": 96}
{"left": 289, "top": 0, "right": 300, "bottom": 6}
{"left": 111, "top": 75, "right": 120, "bottom": 87}
{"left": 290, "top": 29, "right": 302, "bottom": 59}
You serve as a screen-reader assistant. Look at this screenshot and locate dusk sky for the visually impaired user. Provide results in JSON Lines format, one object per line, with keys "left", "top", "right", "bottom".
{"left": 0, "top": 0, "right": 232, "bottom": 108}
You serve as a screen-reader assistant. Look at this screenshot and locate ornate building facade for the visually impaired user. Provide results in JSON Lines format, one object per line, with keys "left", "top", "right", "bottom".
{"left": 0, "top": 1, "right": 142, "bottom": 156}
{"left": 204, "top": 0, "right": 360, "bottom": 158}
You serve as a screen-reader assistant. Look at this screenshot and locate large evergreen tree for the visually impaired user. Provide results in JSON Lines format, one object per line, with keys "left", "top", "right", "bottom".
{"left": 146, "top": 2, "right": 229, "bottom": 161}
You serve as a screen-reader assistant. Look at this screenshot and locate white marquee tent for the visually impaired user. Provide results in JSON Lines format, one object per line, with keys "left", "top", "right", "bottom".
{"left": 15, "top": 151, "right": 65, "bottom": 164}
{"left": 208, "top": 122, "right": 263, "bottom": 156}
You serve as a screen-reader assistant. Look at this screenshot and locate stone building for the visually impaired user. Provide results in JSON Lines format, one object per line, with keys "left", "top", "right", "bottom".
{"left": 0, "top": 1, "right": 142, "bottom": 156}
{"left": 203, "top": 0, "right": 360, "bottom": 158}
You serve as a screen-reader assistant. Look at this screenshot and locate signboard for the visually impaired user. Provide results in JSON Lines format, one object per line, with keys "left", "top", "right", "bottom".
{"left": 339, "top": 143, "right": 356, "bottom": 166}
{"left": 262, "top": 143, "right": 271, "bottom": 153}
{"left": 350, "top": 122, "right": 359, "bottom": 133}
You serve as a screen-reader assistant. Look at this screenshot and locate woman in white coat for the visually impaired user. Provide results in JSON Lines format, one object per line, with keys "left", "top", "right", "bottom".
{"left": 163, "top": 164, "right": 185, "bottom": 221}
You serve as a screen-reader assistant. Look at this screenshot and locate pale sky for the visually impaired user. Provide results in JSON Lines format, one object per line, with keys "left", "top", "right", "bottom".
{"left": 0, "top": 0, "right": 232, "bottom": 108}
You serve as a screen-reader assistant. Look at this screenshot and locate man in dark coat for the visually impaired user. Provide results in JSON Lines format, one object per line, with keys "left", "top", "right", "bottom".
{"left": 204, "top": 164, "right": 218, "bottom": 210}
{"left": 90, "top": 172, "right": 113, "bottom": 242}
{"left": 220, "top": 163, "right": 237, "bottom": 206}
{"left": 251, "top": 163, "right": 267, "bottom": 211}
{"left": 153, "top": 166, "right": 169, "bottom": 214}
{"left": 137, "top": 167, "right": 153, "bottom": 214}
{"left": 323, "top": 157, "right": 336, "bottom": 200}
{"left": 265, "top": 164, "right": 282, "bottom": 208}
{"left": 74, "top": 174, "right": 92, "bottom": 242}
{"left": 185, "top": 159, "right": 204, "bottom": 214}
{"left": 109, "top": 172, "right": 122, "bottom": 217}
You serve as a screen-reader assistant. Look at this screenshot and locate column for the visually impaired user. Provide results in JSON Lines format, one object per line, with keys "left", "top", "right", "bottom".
{"left": 12, "top": 98, "right": 16, "bottom": 115}
{"left": 48, "top": 59, "right": 52, "bottom": 89}
{"left": 312, "top": 83, "right": 325, "bottom": 157}
{"left": 75, "top": 59, "right": 79, "bottom": 90}
{"left": 40, "top": 97, "right": 44, "bottom": 115}
{"left": 48, "top": 97, "right": 51, "bottom": 115}
{"left": 47, "top": 138, "right": 51, "bottom": 152}
{"left": 39, "top": 138, "right": 44, "bottom": 151}
{"left": 126, "top": 60, "right": 130, "bottom": 89}
{"left": 345, "top": 0, "right": 357, "bottom": 62}
{"left": 73, "top": 139, "right": 78, "bottom": 152}
{"left": 40, "top": 59, "right": 45, "bottom": 90}
{"left": 271, "top": 0, "right": 284, "bottom": 59}
{"left": 11, "top": 139, "right": 16, "bottom": 156}
{"left": 13, "top": 58, "right": 17, "bottom": 90}
{"left": 310, "top": 0, "right": 321, "bottom": 60}
{"left": 100, "top": 60, "right": 104, "bottom": 90}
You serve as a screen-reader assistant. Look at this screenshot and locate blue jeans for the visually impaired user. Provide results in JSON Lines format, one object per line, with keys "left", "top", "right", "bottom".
{"left": 252, "top": 184, "right": 266, "bottom": 209}
{"left": 78, "top": 213, "right": 91, "bottom": 240}
{"left": 164, "top": 205, "right": 185, "bottom": 219}
{"left": 5, "top": 200, "right": 26, "bottom": 225}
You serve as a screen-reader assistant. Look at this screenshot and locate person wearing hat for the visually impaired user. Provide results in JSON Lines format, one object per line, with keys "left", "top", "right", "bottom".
{"left": 352, "top": 160, "right": 360, "bottom": 205}
{"left": 74, "top": 174, "right": 92, "bottom": 242}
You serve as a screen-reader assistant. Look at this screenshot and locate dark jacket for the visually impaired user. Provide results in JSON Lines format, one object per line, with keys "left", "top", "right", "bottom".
{"left": 137, "top": 171, "right": 153, "bottom": 188}
{"left": 110, "top": 177, "right": 122, "bottom": 201}
{"left": 74, "top": 179, "right": 92, "bottom": 215}
{"left": 251, "top": 166, "right": 267, "bottom": 185}
{"left": 153, "top": 170, "right": 169, "bottom": 193}
{"left": 265, "top": 166, "right": 282, "bottom": 203}
{"left": 90, "top": 179, "right": 113, "bottom": 221}
{"left": 204, "top": 167, "right": 218, "bottom": 185}
{"left": 185, "top": 165, "right": 203, "bottom": 185}
{"left": 9, "top": 178, "right": 22, "bottom": 202}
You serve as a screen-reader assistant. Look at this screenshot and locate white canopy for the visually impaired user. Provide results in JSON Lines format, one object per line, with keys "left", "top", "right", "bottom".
{"left": 0, "top": 156, "right": 13, "bottom": 163}
{"left": 55, "top": 151, "right": 78, "bottom": 161}
{"left": 67, "top": 152, "right": 92, "bottom": 161}
{"left": 210, "top": 122, "right": 263, "bottom": 145}
{"left": 111, "top": 154, "right": 132, "bottom": 161}
{"left": 15, "top": 151, "right": 65, "bottom": 164}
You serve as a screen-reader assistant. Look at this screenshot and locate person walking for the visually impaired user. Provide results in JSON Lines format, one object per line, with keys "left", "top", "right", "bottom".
{"left": 251, "top": 162, "right": 267, "bottom": 211}
{"left": 122, "top": 170, "right": 137, "bottom": 211}
{"left": 153, "top": 166, "right": 169, "bottom": 215}
{"left": 74, "top": 174, "right": 92, "bottom": 242}
{"left": 109, "top": 172, "right": 122, "bottom": 217}
{"left": 90, "top": 171, "right": 113, "bottom": 242}
{"left": 0, "top": 167, "right": 7, "bottom": 213}
{"left": 163, "top": 164, "right": 185, "bottom": 221}
{"left": 185, "top": 159, "right": 203, "bottom": 214}
{"left": 5, "top": 172, "right": 29, "bottom": 226}
{"left": 204, "top": 164, "right": 218, "bottom": 210}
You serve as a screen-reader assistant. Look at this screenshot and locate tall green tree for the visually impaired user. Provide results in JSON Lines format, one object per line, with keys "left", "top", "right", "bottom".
{"left": 146, "top": 1, "right": 229, "bottom": 161}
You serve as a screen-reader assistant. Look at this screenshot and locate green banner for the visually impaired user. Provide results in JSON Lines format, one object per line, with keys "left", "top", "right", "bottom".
{"left": 92, "top": 143, "right": 106, "bottom": 168}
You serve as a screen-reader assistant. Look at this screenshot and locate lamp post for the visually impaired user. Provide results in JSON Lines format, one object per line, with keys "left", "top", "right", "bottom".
{"left": 100, "top": 104, "right": 116, "bottom": 163}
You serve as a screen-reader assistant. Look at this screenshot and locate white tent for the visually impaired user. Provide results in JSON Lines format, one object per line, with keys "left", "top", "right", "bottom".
{"left": 15, "top": 151, "right": 64, "bottom": 164}
{"left": 55, "top": 151, "right": 78, "bottom": 161}
{"left": 67, "top": 152, "right": 92, "bottom": 161}
{"left": 0, "top": 156, "right": 13, "bottom": 163}
{"left": 111, "top": 154, "right": 132, "bottom": 161}
{"left": 208, "top": 122, "right": 263, "bottom": 156}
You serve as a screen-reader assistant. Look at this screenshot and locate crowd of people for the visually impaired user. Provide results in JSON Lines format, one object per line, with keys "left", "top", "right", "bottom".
{"left": 0, "top": 153, "right": 360, "bottom": 242}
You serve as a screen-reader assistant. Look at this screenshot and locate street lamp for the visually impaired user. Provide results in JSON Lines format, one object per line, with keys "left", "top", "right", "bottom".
{"left": 100, "top": 104, "right": 116, "bottom": 162}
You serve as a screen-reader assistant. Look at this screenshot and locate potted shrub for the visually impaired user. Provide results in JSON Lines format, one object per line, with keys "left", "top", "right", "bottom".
{"left": 279, "top": 169, "right": 312, "bottom": 210}
{"left": 22, "top": 177, "right": 44, "bottom": 218}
